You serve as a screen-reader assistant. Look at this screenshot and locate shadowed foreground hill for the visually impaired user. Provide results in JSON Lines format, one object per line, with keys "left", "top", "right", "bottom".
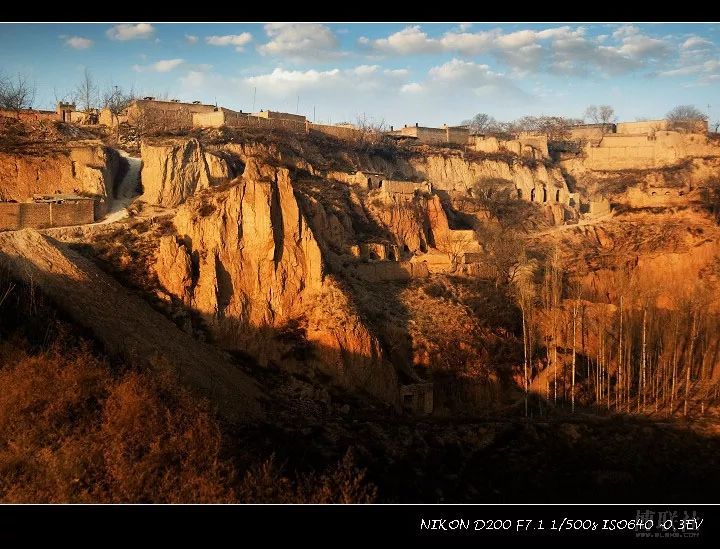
{"left": 0, "top": 228, "right": 262, "bottom": 422}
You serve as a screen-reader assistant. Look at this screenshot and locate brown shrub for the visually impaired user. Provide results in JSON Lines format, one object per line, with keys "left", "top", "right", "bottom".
{"left": 0, "top": 337, "right": 379, "bottom": 503}
{"left": 0, "top": 343, "right": 234, "bottom": 503}
{"left": 237, "top": 450, "right": 377, "bottom": 503}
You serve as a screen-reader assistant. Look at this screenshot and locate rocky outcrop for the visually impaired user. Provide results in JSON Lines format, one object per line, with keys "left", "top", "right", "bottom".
{"left": 155, "top": 235, "right": 194, "bottom": 298}
{"left": 155, "top": 158, "right": 398, "bottom": 403}
{"left": 410, "top": 154, "right": 566, "bottom": 199}
{"left": 0, "top": 143, "right": 119, "bottom": 201}
{"left": 140, "top": 138, "right": 233, "bottom": 207}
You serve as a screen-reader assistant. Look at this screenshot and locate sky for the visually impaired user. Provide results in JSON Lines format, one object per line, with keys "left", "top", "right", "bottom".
{"left": 0, "top": 22, "right": 719, "bottom": 127}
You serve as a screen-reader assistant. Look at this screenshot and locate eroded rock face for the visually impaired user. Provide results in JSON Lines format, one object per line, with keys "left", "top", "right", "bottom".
{"left": 411, "top": 154, "right": 566, "bottom": 199}
{"left": 0, "top": 143, "right": 119, "bottom": 201}
{"left": 140, "top": 138, "right": 232, "bottom": 207}
{"left": 155, "top": 235, "right": 193, "bottom": 298}
{"left": 155, "top": 158, "right": 398, "bottom": 403}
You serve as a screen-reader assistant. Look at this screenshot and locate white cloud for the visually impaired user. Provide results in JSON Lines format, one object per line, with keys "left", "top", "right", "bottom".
{"left": 400, "top": 82, "right": 423, "bottom": 93}
{"left": 206, "top": 33, "right": 253, "bottom": 52}
{"left": 65, "top": 36, "right": 93, "bottom": 49}
{"left": 185, "top": 34, "right": 199, "bottom": 45}
{"left": 365, "top": 26, "right": 442, "bottom": 55}
{"left": 612, "top": 25, "right": 640, "bottom": 39}
{"left": 243, "top": 64, "right": 415, "bottom": 99}
{"left": 363, "top": 24, "right": 678, "bottom": 78}
{"left": 429, "top": 58, "right": 497, "bottom": 84}
{"left": 406, "top": 59, "right": 532, "bottom": 103}
{"left": 438, "top": 31, "right": 497, "bottom": 55}
{"left": 352, "top": 64, "right": 379, "bottom": 76}
{"left": 384, "top": 68, "right": 409, "bottom": 77}
{"left": 615, "top": 33, "right": 669, "bottom": 58}
{"left": 133, "top": 58, "right": 184, "bottom": 73}
{"left": 659, "top": 59, "right": 720, "bottom": 78}
{"left": 247, "top": 67, "right": 342, "bottom": 92}
{"left": 180, "top": 70, "right": 207, "bottom": 88}
{"left": 258, "top": 23, "right": 340, "bottom": 60}
{"left": 106, "top": 23, "right": 155, "bottom": 41}
{"left": 682, "top": 36, "right": 713, "bottom": 51}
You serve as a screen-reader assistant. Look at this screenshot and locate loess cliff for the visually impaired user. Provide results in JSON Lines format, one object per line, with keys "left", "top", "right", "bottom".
{"left": 0, "top": 143, "right": 119, "bottom": 201}
{"left": 154, "top": 158, "right": 398, "bottom": 403}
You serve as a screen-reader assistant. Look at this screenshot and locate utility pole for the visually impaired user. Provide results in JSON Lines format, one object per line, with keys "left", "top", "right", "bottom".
{"left": 252, "top": 87, "right": 256, "bottom": 112}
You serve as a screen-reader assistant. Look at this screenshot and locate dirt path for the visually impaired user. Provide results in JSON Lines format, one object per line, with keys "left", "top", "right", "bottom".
{"left": 533, "top": 211, "right": 615, "bottom": 237}
{"left": 0, "top": 229, "right": 263, "bottom": 422}
{"left": 101, "top": 151, "right": 142, "bottom": 225}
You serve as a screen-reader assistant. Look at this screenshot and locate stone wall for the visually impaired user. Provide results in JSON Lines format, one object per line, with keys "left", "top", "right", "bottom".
{"left": 400, "top": 382, "right": 434, "bottom": 414}
{"left": 309, "top": 123, "right": 365, "bottom": 141}
{"left": 587, "top": 199, "right": 611, "bottom": 215}
{"left": 392, "top": 125, "right": 470, "bottom": 145}
{"left": 568, "top": 125, "right": 615, "bottom": 141}
{"left": 251, "top": 110, "right": 306, "bottom": 123}
{"left": 192, "top": 109, "right": 250, "bottom": 128}
{"left": 345, "top": 260, "right": 430, "bottom": 282}
{"left": 616, "top": 120, "right": 669, "bottom": 135}
{"left": 622, "top": 187, "right": 692, "bottom": 208}
{"left": 446, "top": 126, "right": 470, "bottom": 145}
{"left": 125, "top": 100, "right": 217, "bottom": 131}
{"left": 584, "top": 131, "right": 720, "bottom": 170}
{"left": 0, "top": 199, "right": 97, "bottom": 231}
{"left": 415, "top": 127, "right": 447, "bottom": 144}
{"left": 472, "top": 135, "right": 549, "bottom": 159}
{"left": 0, "top": 109, "right": 57, "bottom": 122}
{"left": 380, "top": 180, "right": 431, "bottom": 196}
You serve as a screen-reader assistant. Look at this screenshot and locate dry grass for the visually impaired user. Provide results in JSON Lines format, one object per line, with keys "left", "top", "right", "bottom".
{"left": 0, "top": 115, "right": 106, "bottom": 156}
{"left": 0, "top": 337, "right": 378, "bottom": 503}
{"left": 0, "top": 342, "right": 233, "bottom": 503}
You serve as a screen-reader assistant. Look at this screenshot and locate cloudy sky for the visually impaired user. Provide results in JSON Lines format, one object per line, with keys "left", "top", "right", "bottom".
{"left": 1, "top": 22, "right": 718, "bottom": 126}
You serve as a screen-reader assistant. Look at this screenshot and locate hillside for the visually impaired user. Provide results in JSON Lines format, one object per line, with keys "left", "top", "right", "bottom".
{"left": 2, "top": 116, "right": 720, "bottom": 502}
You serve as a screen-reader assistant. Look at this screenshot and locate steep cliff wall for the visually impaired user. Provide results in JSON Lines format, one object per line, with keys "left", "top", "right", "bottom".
{"left": 0, "top": 143, "right": 119, "bottom": 201}
{"left": 154, "top": 159, "right": 398, "bottom": 403}
{"left": 410, "top": 154, "right": 567, "bottom": 201}
{"left": 140, "top": 138, "right": 233, "bottom": 207}
{"left": 220, "top": 138, "right": 567, "bottom": 206}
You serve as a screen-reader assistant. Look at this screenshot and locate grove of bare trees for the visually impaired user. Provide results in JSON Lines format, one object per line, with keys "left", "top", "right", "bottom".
{"left": 666, "top": 105, "right": 708, "bottom": 133}
{"left": 584, "top": 104, "right": 617, "bottom": 133}
{"left": 506, "top": 250, "right": 720, "bottom": 418}
{"left": 0, "top": 72, "right": 35, "bottom": 111}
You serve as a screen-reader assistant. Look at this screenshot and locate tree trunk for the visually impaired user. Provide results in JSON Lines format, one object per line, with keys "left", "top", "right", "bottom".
{"left": 571, "top": 299, "right": 578, "bottom": 413}
{"left": 521, "top": 302, "right": 528, "bottom": 418}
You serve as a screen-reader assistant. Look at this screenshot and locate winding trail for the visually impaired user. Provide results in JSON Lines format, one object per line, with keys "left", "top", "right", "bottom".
{"left": 100, "top": 150, "right": 142, "bottom": 225}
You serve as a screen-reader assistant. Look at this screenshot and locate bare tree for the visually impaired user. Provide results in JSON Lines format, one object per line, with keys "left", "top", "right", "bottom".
{"left": 478, "top": 225, "right": 528, "bottom": 288}
{"left": 666, "top": 105, "right": 708, "bottom": 133}
{"left": 73, "top": 68, "right": 98, "bottom": 112}
{"left": 0, "top": 72, "right": 36, "bottom": 111}
{"left": 461, "top": 113, "right": 498, "bottom": 134}
{"left": 507, "top": 115, "right": 583, "bottom": 141}
{"left": 102, "top": 84, "right": 136, "bottom": 117}
{"left": 354, "top": 113, "right": 388, "bottom": 147}
{"left": 511, "top": 260, "right": 537, "bottom": 417}
{"left": 584, "top": 104, "right": 616, "bottom": 133}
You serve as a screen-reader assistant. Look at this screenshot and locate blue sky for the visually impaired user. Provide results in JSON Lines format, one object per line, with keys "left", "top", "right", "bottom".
{"left": 1, "top": 22, "right": 719, "bottom": 126}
